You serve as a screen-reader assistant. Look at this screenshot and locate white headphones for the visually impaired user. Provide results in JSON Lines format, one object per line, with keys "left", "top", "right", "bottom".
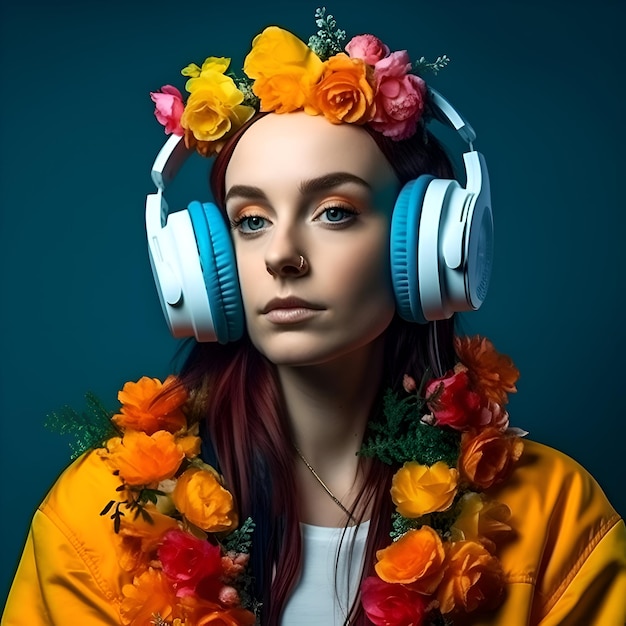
{"left": 145, "top": 88, "right": 493, "bottom": 342}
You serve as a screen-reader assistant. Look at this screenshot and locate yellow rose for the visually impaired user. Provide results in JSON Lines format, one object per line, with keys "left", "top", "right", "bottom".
{"left": 180, "top": 72, "right": 255, "bottom": 143}
{"left": 172, "top": 467, "right": 238, "bottom": 533}
{"left": 391, "top": 461, "right": 459, "bottom": 518}
{"left": 243, "top": 26, "right": 324, "bottom": 113}
{"left": 314, "top": 54, "right": 375, "bottom": 124}
{"left": 182, "top": 56, "right": 231, "bottom": 84}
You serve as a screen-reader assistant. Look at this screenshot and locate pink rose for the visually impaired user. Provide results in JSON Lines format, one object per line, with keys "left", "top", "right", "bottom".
{"left": 425, "top": 370, "right": 481, "bottom": 430}
{"left": 150, "top": 85, "right": 184, "bottom": 136}
{"left": 361, "top": 577, "right": 429, "bottom": 626}
{"left": 158, "top": 529, "right": 222, "bottom": 597}
{"left": 370, "top": 51, "right": 426, "bottom": 140}
{"left": 345, "top": 34, "right": 390, "bottom": 65}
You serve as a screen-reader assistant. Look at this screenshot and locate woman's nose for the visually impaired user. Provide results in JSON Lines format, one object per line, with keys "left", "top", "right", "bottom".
{"left": 264, "top": 226, "right": 309, "bottom": 277}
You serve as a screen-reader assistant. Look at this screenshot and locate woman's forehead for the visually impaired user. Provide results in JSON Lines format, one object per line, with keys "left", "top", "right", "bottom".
{"left": 224, "top": 112, "right": 397, "bottom": 192}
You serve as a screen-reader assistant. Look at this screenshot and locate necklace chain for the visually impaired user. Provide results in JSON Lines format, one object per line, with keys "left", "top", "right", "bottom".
{"left": 294, "top": 446, "right": 355, "bottom": 521}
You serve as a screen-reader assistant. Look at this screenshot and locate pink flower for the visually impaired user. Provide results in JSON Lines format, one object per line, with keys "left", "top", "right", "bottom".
{"left": 345, "top": 34, "right": 390, "bottom": 65}
{"left": 370, "top": 51, "right": 426, "bottom": 140}
{"left": 150, "top": 85, "right": 184, "bottom": 136}
{"left": 361, "top": 577, "right": 429, "bottom": 626}
{"left": 476, "top": 400, "right": 510, "bottom": 432}
{"left": 402, "top": 374, "right": 417, "bottom": 394}
{"left": 425, "top": 370, "right": 481, "bottom": 430}
{"left": 218, "top": 585, "right": 241, "bottom": 607}
{"left": 221, "top": 551, "right": 250, "bottom": 581}
{"left": 158, "top": 529, "right": 222, "bottom": 597}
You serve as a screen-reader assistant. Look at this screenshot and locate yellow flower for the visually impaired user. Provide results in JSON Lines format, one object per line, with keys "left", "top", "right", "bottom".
{"left": 374, "top": 526, "right": 446, "bottom": 593}
{"left": 182, "top": 56, "right": 230, "bottom": 84}
{"left": 180, "top": 66, "right": 254, "bottom": 144}
{"left": 451, "top": 492, "right": 513, "bottom": 553}
{"left": 391, "top": 461, "right": 459, "bottom": 518}
{"left": 243, "top": 26, "right": 324, "bottom": 114}
{"left": 314, "top": 53, "right": 375, "bottom": 124}
{"left": 172, "top": 467, "right": 238, "bottom": 533}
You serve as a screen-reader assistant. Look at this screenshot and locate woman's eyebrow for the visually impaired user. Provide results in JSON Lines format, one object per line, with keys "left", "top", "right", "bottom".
{"left": 299, "top": 172, "right": 372, "bottom": 195}
{"left": 224, "top": 185, "right": 268, "bottom": 204}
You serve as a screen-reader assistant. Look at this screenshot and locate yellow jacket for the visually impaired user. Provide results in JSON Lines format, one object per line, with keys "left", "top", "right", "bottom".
{"left": 3, "top": 440, "right": 626, "bottom": 625}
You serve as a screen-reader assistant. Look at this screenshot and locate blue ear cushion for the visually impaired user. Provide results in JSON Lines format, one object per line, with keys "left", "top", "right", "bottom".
{"left": 187, "top": 201, "right": 244, "bottom": 343}
{"left": 390, "top": 175, "right": 433, "bottom": 324}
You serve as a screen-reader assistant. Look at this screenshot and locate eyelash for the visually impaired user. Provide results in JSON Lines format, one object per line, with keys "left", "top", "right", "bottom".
{"left": 229, "top": 204, "right": 360, "bottom": 235}
{"left": 314, "top": 204, "right": 359, "bottom": 227}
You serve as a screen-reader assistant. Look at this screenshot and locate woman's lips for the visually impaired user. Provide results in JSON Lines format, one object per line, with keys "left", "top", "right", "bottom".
{"left": 262, "top": 297, "right": 324, "bottom": 324}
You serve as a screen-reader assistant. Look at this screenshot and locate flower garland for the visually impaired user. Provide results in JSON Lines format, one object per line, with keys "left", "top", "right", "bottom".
{"left": 358, "top": 335, "right": 525, "bottom": 626}
{"left": 150, "top": 8, "right": 449, "bottom": 156}
{"left": 94, "top": 375, "right": 258, "bottom": 626}
{"left": 48, "top": 334, "right": 522, "bottom": 626}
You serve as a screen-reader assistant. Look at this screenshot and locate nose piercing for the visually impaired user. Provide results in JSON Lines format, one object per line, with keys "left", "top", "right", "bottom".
{"left": 298, "top": 255, "right": 305, "bottom": 270}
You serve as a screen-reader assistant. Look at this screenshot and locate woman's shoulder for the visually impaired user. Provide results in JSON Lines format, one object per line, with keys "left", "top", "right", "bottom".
{"left": 486, "top": 438, "right": 626, "bottom": 623}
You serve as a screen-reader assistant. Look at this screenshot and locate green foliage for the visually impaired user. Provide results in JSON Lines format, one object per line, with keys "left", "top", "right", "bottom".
{"left": 235, "top": 75, "right": 260, "bottom": 109}
{"left": 360, "top": 389, "right": 460, "bottom": 467}
{"left": 414, "top": 54, "right": 451, "bottom": 75}
{"left": 45, "top": 391, "right": 119, "bottom": 459}
{"left": 307, "top": 7, "right": 346, "bottom": 60}
{"left": 223, "top": 516, "right": 256, "bottom": 554}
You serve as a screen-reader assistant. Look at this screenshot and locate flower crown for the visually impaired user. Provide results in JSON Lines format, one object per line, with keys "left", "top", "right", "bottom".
{"left": 150, "top": 8, "right": 449, "bottom": 157}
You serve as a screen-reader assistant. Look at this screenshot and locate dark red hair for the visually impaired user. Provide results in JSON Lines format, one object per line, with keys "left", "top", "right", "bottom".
{"left": 177, "top": 113, "right": 457, "bottom": 624}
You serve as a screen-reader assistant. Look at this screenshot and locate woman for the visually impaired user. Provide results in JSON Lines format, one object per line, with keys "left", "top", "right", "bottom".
{"left": 4, "top": 12, "right": 626, "bottom": 626}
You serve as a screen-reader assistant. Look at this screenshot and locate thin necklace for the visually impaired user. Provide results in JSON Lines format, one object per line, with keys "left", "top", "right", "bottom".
{"left": 294, "top": 446, "right": 355, "bottom": 521}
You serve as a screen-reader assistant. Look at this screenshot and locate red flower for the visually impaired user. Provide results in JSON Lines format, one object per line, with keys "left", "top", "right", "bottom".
{"left": 158, "top": 529, "right": 223, "bottom": 598}
{"left": 425, "top": 370, "right": 481, "bottom": 430}
{"left": 361, "top": 577, "right": 429, "bottom": 626}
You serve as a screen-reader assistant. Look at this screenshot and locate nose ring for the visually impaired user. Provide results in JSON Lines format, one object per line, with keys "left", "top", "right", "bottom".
{"left": 298, "top": 255, "right": 305, "bottom": 270}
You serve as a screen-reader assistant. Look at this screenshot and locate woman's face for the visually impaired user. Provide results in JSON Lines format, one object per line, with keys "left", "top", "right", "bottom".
{"left": 224, "top": 112, "right": 399, "bottom": 366}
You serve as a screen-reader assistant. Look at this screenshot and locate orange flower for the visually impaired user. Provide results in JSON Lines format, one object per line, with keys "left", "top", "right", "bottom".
{"left": 117, "top": 505, "right": 180, "bottom": 573}
{"left": 106, "top": 430, "right": 185, "bottom": 486}
{"left": 391, "top": 461, "right": 458, "bottom": 517}
{"left": 437, "top": 540, "right": 504, "bottom": 614}
{"left": 314, "top": 54, "right": 376, "bottom": 124}
{"left": 374, "top": 526, "right": 445, "bottom": 593}
{"left": 179, "top": 595, "right": 256, "bottom": 626}
{"left": 120, "top": 567, "right": 180, "bottom": 625}
{"left": 172, "top": 467, "right": 238, "bottom": 532}
{"left": 113, "top": 375, "right": 188, "bottom": 435}
{"left": 459, "top": 428, "right": 524, "bottom": 490}
{"left": 243, "top": 26, "right": 324, "bottom": 114}
{"left": 454, "top": 336, "right": 519, "bottom": 405}
{"left": 450, "top": 492, "right": 513, "bottom": 553}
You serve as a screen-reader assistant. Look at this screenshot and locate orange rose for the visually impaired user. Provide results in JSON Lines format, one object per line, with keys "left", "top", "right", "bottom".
{"left": 244, "top": 26, "right": 324, "bottom": 114}
{"left": 391, "top": 461, "right": 459, "bottom": 517}
{"left": 314, "top": 54, "right": 375, "bottom": 124}
{"left": 454, "top": 336, "right": 519, "bottom": 406}
{"left": 113, "top": 375, "right": 188, "bottom": 435}
{"left": 106, "top": 430, "right": 185, "bottom": 486}
{"left": 437, "top": 540, "right": 504, "bottom": 614}
{"left": 374, "top": 526, "right": 445, "bottom": 593}
{"left": 450, "top": 492, "right": 513, "bottom": 553}
{"left": 172, "top": 467, "right": 238, "bottom": 532}
{"left": 120, "top": 568, "right": 179, "bottom": 626}
{"left": 459, "top": 428, "right": 523, "bottom": 490}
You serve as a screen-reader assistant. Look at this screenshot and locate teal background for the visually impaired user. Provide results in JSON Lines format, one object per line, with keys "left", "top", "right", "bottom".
{"left": 1, "top": 0, "right": 624, "bottom": 608}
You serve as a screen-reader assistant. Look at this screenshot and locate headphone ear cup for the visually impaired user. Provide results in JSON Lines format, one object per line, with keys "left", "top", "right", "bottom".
{"left": 390, "top": 176, "right": 434, "bottom": 324}
{"left": 187, "top": 201, "right": 244, "bottom": 343}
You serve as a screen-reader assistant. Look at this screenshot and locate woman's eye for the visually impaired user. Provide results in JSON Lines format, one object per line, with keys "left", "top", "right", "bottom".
{"left": 318, "top": 206, "right": 357, "bottom": 224}
{"left": 233, "top": 215, "right": 268, "bottom": 234}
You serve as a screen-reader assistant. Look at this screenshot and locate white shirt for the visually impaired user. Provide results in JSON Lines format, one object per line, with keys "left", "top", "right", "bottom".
{"left": 281, "top": 521, "right": 370, "bottom": 625}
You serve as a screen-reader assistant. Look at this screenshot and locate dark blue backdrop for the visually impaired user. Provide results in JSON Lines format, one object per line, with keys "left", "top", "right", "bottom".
{"left": 1, "top": 0, "right": 624, "bottom": 607}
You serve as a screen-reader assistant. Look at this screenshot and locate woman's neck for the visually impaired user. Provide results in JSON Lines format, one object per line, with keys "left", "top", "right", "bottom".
{"left": 276, "top": 337, "right": 385, "bottom": 526}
